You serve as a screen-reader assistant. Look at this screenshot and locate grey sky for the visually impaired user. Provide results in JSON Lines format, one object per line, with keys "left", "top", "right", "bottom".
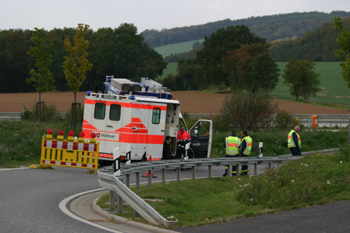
{"left": 0, "top": 0, "right": 349, "bottom": 33}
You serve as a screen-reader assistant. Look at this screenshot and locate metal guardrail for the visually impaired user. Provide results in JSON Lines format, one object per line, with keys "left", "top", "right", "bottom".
{"left": 0, "top": 112, "right": 20, "bottom": 120}
{"left": 189, "top": 114, "right": 350, "bottom": 128}
{"left": 97, "top": 148, "right": 340, "bottom": 226}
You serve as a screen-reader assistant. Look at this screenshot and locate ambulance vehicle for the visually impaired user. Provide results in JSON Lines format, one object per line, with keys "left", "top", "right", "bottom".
{"left": 82, "top": 76, "right": 212, "bottom": 163}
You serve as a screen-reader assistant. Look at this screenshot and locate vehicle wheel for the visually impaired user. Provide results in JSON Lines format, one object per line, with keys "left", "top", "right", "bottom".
{"left": 187, "top": 148, "right": 195, "bottom": 159}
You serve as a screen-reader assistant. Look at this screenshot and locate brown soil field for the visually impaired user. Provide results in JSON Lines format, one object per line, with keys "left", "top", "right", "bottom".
{"left": 0, "top": 91, "right": 347, "bottom": 114}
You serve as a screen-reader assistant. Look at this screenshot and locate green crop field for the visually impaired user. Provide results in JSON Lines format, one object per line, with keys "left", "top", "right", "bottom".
{"left": 158, "top": 61, "right": 349, "bottom": 106}
{"left": 159, "top": 62, "right": 177, "bottom": 79}
{"left": 154, "top": 39, "right": 204, "bottom": 57}
{"left": 271, "top": 62, "right": 349, "bottom": 105}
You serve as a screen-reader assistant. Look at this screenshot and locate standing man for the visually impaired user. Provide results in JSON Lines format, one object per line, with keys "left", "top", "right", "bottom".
{"left": 177, "top": 125, "right": 191, "bottom": 157}
{"left": 288, "top": 126, "right": 301, "bottom": 156}
{"left": 223, "top": 129, "right": 240, "bottom": 177}
{"left": 239, "top": 130, "right": 252, "bottom": 175}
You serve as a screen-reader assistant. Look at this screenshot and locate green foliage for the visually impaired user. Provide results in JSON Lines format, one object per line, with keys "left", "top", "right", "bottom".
{"left": 26, "top": 28, "right": 56, "bottom": 102}
{"left": 222, "top": 44, "right": 279, "bottom": 93}
{"left": 220, "top": 91, "right": 277, "bottom": 132}
{"left": 269, "top": 18, "right": 350, "bottom": 62}
{"left": 63, "top": 24, "right": 93, "bottom": 103}
{"left": 89, "top": 24, "right": 166, "bottom": 85}
{"left": 20, "top": 102, "right": 64, "bottom": 122}
{"left": 334, "top": 17, "right": 350, "bottom": 89}
{"left": 283, "top": 59, "right": 321, "bottom": 101}
{"left": 196, "top": 25, "right": 267, "bottom": 86}
{"left": 143, "top": 11, "right": 350, "bottom": 47}
{"left": 274, "top": 111, "right": 294, "bottom": 130}
{"left": 210, "top": 129, "right": 348, "bottom": 158}
{"left": 238, "top": 152, "right": 350, "bottom": 209}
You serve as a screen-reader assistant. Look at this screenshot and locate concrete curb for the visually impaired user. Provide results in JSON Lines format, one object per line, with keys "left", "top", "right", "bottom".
{"left": 92, "top": 197, "right": 177, "bottom": 233}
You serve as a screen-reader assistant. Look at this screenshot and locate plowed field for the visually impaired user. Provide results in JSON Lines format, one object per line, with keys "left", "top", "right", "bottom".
{"left": 0, "top": 91, "right": 347, "bottom": 114}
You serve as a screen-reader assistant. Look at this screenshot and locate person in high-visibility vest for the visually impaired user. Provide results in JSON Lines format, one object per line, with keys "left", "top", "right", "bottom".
{"left": 238, "top": 130, "right": 252, "bottom": 175}
{"left": 223, "top": 129, "right": 240, "bottom": 177}
{"left": 288, "top": 126, "right": 301, "bottom": 156}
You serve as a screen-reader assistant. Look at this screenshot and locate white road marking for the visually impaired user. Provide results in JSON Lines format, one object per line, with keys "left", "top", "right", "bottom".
{"left": 59, "top": 188, "right": 124, "bottom": 233}
{"left": 0, "top": 167, "right": 30, "bottom": 171}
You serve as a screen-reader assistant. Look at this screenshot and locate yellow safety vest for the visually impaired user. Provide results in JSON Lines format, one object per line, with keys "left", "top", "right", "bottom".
{"left": 242, "top": 136, "right": 252, "bottom": 156}
{"left": 225, "top": 136, "right": 240, "bottom": 155}
{"left": 288, "top": 130, "right": 301, "bottom": 148}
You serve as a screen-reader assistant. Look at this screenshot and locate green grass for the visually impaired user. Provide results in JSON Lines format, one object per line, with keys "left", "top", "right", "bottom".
{"left": 99, "top": 150, "right": 350, "bottom": 228}
{"left": 0, "top": 120, "right": 72, "bottom": 167}
{"left": 154, "top": 39, "right": 204, "bottom": 57}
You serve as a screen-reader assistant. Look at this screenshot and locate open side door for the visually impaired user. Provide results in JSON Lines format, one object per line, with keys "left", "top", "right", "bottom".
{"left": 188, "top": 119, "right": 212, "bottom": 158}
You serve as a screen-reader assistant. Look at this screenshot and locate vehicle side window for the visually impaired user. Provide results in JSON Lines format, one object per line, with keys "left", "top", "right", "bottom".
{"left": 94, "top": 103, "right": 106, "bottom": 119}
{"left": 152, "top": 108, "right": 161, "bottom": 124}
{"left": 110, "top": 104, "right": 121, "bottom": 121}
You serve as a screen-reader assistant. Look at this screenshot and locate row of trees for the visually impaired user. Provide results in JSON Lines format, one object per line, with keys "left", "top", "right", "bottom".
{"left": 143, "top": 11, "right": 350, "bottom": 47}
{"left": 0, "top": 24, "right": 166, "bottom": 93}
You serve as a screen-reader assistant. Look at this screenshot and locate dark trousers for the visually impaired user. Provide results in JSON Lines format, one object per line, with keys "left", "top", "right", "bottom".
{"left": 289, "top": 147, "right": 301, "bottom": 156}
{"left": 225, "top": 154, "right": 249, "bottom": 175}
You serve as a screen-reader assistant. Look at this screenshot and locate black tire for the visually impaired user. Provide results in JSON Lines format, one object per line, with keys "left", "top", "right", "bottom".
{"left": 187, "top": 148, "right": 195, "bottom": 159}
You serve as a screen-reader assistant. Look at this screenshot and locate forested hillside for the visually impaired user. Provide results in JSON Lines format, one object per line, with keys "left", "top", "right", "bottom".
{"left": 142, "top": 11, "right": 350, "bottom": 47}
{"left": 269, "top": 17, "right": 350, "bottom": 62}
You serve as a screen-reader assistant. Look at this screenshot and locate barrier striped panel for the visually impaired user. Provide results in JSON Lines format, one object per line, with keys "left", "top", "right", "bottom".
{"left": 40, "top": 137, "right": 99, "bottom": 170}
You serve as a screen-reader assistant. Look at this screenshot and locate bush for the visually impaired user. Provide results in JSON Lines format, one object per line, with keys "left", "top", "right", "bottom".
{"left": 274, "top": 110, "right": 294, "bottom": 130}
{"left": 220, "top": 91, "right": 278, "bottom": 132}
{"left": 20, "top": 102, "right": 64, "bottom": 122}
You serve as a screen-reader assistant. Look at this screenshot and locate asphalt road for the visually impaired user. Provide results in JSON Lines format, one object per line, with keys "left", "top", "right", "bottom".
{"left": 0, "top": 163, "right": 260, "bottom": 232}
{"left": 0, "top": 167, "right": 107, "bottom": 233}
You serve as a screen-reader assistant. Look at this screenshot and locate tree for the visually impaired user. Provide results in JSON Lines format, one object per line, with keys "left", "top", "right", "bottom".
{"left": 196, "top": 25, "right": 267, "bottom": 86}
{"left": 220, "top": 91, "right": 278, "bottom": 131}
{"left": 282, "top": 59, "right": 321, "bottom": 101}
{"left": 26, "top": 28, "right": 56, "bottom": 103}
{"left": 177, "top": 59, "right": 197, "bottom": 90}
{"left": 89, "top": 24, "right": 166, "bottom": 85}
{"left": 63, "top": 23, "right": 93, "bottom": 103}
{"left": 334, "top": 17, "right": 350, "bottom": 87}
{"left": 221, "top": 44, "right": 279, "bottom": 93}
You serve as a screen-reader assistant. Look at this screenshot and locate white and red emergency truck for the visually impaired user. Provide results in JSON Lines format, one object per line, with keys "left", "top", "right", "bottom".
{"left": 82, "top": 76, "right": 212, "bottom": 163}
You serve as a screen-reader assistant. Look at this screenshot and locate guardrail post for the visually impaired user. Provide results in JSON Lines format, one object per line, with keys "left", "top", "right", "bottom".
{"left": 269, "top": 162, "right": 272, "bottom": 169}
{"left": 148, "top": 170, "right": 152, "bottom": 187}
{"left": 125, "top": 174, "right": 130, "bottom": 188}
{"left": 228, "top": 164, "right": 232, "bottom": 177}
{"left": 109, "top": 190, "right": 116, "bottom": 211}
{"left": 254, "top": 163, "right": 257, "bottom": 175}
{"left": 136, "top": 172, "right": 140, "bottom": 190}
{"left": 162, "top": 169, "right": 166, "bottom": 185}
{"left": 208, "top": 165, "right": 212, "bottom": 178}
{"left": 134, "top": 193, "right": 140, "bottom": 217}
{"left": 236, "top": 163, "right": 240, "bottom": 176}
{"left": 177, "top": 168, "right": 180, "bottom": 182}
{"left": 117, "top": 194, "right": 123, "bottom": 213}
{"left": 192, "top": 166, "right": 196, "bottom": 180}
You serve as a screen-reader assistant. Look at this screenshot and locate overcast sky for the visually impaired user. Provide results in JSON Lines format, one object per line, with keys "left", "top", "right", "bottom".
{"left": 0, "top": 0, "right": 349, "bottom": 33}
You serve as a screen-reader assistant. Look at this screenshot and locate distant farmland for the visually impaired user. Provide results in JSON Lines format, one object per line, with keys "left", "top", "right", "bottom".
{"left": 154, "top": 39, "right": 204, "bottom": 57}
{"left": 159, "top": 62, "right": 349, "bottom": 106}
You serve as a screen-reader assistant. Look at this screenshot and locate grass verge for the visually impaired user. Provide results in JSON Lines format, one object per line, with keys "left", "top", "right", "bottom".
{"left": 98, "top": 149, "right": 350, "bottom": 228}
